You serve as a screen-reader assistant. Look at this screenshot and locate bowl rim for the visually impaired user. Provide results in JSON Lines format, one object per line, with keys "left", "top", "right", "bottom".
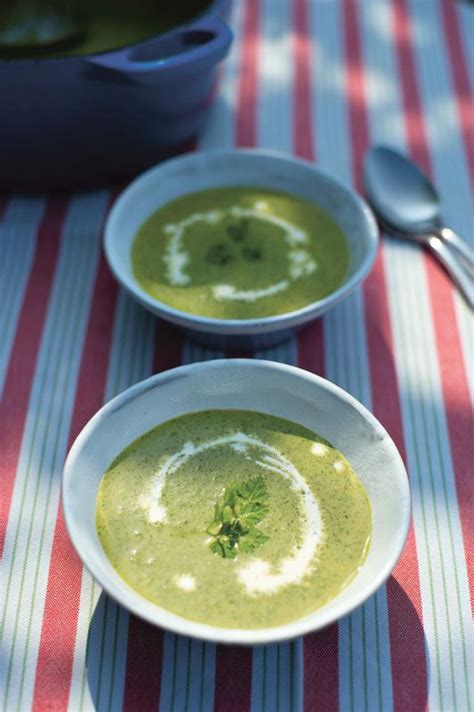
{"left": 104, "top": 148, "right": 379, "bottom": 335}
{"left": 62, "top": 358, "right": 410, "bottom": 645}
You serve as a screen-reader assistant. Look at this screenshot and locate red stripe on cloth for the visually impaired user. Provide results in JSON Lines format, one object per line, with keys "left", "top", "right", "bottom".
{"left": 235, "top": 0, "right": 260, "bottom": 147}
{"left": 341, "top": 0, "right": 369, "bottom": 189}
{"left": 0, "top": 198, "right": 68, "bottom": 557}
{"left": 214, "top": 646, "right": 253, "bottom": 712}
{"left": 152, "top": 319, "right": 183, "bottom": 374}
{"left": 424, "top": 258, "right": 473, "bottom": 595}
{"left": 0, "top": 196, "right": 8, "bottom": 219}
{"left": 362, "top": 251, "right": 408, "bottom": 459}
{"left": 303, "top": 626, "right": 339, "bottom": 712}
{"left": 388, "top": 526, "right": 429, "bottom": 712}
{"left": 32, "top": 248, "right": 119, "bottom": 711}
{"left": 122, "top": 617, "right": 164, "bottom": 712}
{"left": 392, "top": 0, "right": 473, "bottom": 594}
{"left": 292, "top": 0, "right": 314, "bottom": 161}
{"left": 342, "top": 1, "right": 428, "bottom": 709}
{"left": 391, "top": 0, "right": 431, "bottom": 172}
{"left": 297, "top": 321, "right": 325, "bottom": 377}
{"left": 439, "top": 0, "right": 474, "bottom": 186}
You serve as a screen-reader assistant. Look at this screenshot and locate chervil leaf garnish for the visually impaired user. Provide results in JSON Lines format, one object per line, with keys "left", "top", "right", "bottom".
{"left": 206, "top": 476, "right": 269, "bottom": 559}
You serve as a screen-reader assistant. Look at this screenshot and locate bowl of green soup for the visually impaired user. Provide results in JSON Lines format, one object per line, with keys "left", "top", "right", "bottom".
{"left": 104, "top": 149, "right": 379, "bottom": 349}
{"left": 62, "top": 359, "right": 410, "bottom": 644}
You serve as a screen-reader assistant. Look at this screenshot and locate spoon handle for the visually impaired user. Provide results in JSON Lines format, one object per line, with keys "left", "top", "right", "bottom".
{"left": 436, "top": 227, "right": 474, "bottom": 276}
{"left": 427, "top": 235, "right": 473, "bottom": 308}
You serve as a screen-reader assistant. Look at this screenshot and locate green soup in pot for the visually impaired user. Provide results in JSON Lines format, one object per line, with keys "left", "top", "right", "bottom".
{"left": 96, "top": 409, "right": 371, "bottom": 630}
{"left": 131, "top": 187, "right": 350, "bottom": 320}
{"left": 0, "top": 0, "right": 213, "bottom": 57}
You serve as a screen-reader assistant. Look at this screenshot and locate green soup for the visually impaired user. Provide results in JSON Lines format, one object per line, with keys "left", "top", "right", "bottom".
{"left": 96, "top": 410, "right": 371, "bottom": 629}
{"left": 0, "top": 1, "right": 212, "bottom": 58}
{"left": 131, "top": 187, "right": 349, "bottom": 320}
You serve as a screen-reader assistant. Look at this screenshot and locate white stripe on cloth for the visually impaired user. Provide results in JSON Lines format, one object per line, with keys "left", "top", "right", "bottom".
{"left": 67, "top": 573, "right": 99, "bottom": 712}
{"left": 189, "top": 638, "right": 217, "bottom": 712}
{"left": 181, "top": 342, "right": 225, "bottom": 364}
{"left": 68, "top": 292, "right": 156, "bottom": 711}
{"left": 199, "top": 0, "right": 244, "bottom": 150}
{"left": 0, "top": 191, "right": 109, "bottom": 712}
{"left": 159, "top": 633, "right": 216, "bottom": 712}
{"left": 360, "top": 0, "right": 472, "bottom": 708}
{"left": 255, "top": 338, "right": 298, "bottom": 366}
{"left": 384, "top": 239, "right": 472, "bottom": 711}
{"left": 250, "top": 640, "right": 303, "bottom": 712}
{"left": 83, "top": 594, "right": 129, "bottom": 712}
{"left": 251, "top": 645, "right": 276, "bottom": 711}
{"left": 0, "top": 197, "right": 45, "bottom": 395}
{"left": 257, "top": 0, "right": 293, "bottom": 151}
{"left": 309, "top": 1, "right": 393, "bottom": 710}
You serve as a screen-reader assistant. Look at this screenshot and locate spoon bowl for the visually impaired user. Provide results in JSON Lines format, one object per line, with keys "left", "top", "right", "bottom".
{"left": 363, "top": 146, "right": 442, "bottom": 233}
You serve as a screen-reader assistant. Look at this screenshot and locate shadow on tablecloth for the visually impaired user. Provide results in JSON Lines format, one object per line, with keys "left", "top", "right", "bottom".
{"left": 84, "top": 576, "right": 428, "bottom": 711}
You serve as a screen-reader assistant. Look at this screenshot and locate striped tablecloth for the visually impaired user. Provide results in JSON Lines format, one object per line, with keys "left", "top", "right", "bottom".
{"left": 1, "top": 1, "right": 472, "bottom": 710}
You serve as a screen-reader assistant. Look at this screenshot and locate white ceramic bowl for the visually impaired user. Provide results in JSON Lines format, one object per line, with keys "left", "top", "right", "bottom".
{"left": 104, "top": 149, "right": 379, "bottom": 349}
{"left": 62, "top": 359, "right": 410, "bottom": 645}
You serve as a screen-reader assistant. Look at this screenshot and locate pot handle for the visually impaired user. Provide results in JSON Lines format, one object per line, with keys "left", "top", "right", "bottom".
{"left": 86, "top": 16, "right": 233, "bottom": 82}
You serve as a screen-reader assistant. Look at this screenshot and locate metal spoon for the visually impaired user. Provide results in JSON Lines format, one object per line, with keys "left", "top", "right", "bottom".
{"left": 363, "top": 146, "right": 473, "bottom": 306}
{"left": 363, "top": 145, "right": 474, "bottom": 269}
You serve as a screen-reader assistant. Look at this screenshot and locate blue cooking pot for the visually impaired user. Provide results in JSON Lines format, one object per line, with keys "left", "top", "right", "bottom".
{"left": 0, "top": 1, "right": 232, "bottom": 191}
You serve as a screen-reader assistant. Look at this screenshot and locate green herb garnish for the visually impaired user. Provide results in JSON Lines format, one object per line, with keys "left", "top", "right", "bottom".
{"left": 206, "top": 476, "right": 269, "bottom": 559}
{"left": 241, "top": 246, "right": 262, "bottom": 261}
{"left": 206, "top": 242, "right": 233, "bottom": 265}
{"left": 226, "top": 218, "right": 250, "bottom": 243}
